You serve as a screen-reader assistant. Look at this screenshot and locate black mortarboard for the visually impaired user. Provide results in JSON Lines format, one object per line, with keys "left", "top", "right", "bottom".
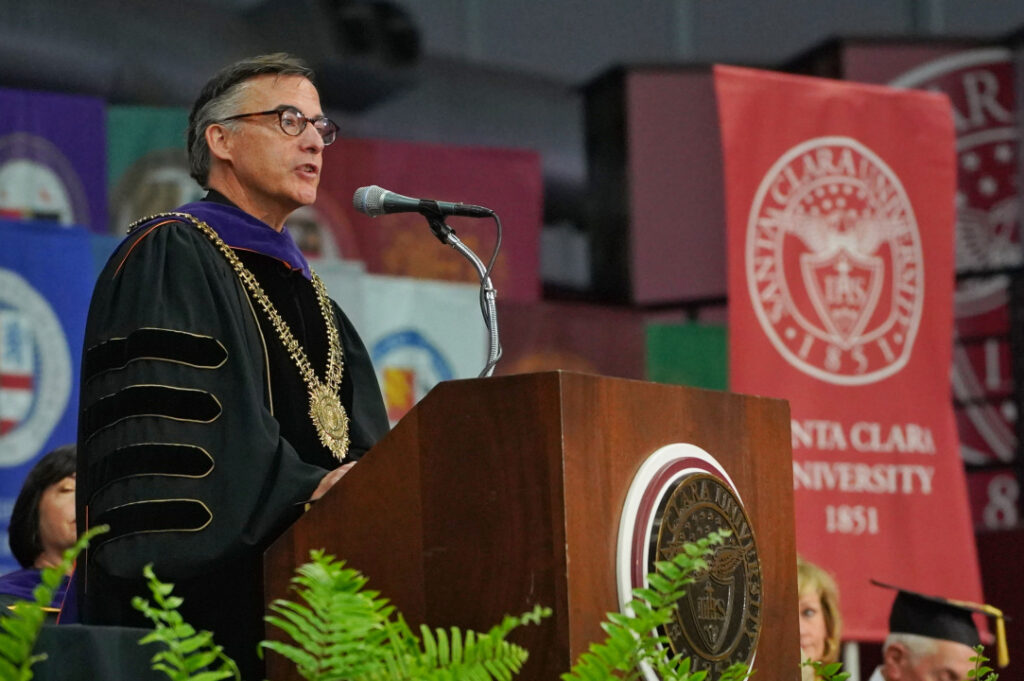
{"left": 871, "top": 580, "right": 1008, "bottom": 668}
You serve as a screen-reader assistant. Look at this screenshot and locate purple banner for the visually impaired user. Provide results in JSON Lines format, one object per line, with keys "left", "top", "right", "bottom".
{"left": 0, "top": 86, "right": 106, "bottom": 230}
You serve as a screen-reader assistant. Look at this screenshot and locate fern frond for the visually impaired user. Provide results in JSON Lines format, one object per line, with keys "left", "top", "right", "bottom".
{"left": 132, "top": 564, "right": 240, "bottom": 681}
{"left": 561, "top": 530, "right": 745, "bottom": 681}
{"left": 0, "top": 524, "right": 107, "bottom": 681}
{"left": 263, "top": 549, "right": 550, "bottom": 681}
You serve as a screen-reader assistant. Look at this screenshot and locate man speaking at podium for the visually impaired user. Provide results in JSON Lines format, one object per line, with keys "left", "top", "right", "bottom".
{"left": 75, "top": 53, "right": 389, "bottom": 678}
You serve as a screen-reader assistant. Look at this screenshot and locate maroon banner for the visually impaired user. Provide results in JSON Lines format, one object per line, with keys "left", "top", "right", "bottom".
{"left": 493, "top": 300, "right": 646, "bottom": 379}
{"left": 715, "top": 65, "right": 983, "bottom": 641}
{"left": 889, "top": 48, "right": 1020, "bottom": 487}
{"left": 315, "top": 137, "right": 543, "bottom": 302}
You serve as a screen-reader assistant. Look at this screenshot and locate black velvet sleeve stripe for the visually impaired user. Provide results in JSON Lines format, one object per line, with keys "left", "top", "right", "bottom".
{"left": 87, "top": 443, "right": 214, "bottom": 500}
{"left": 84, "top": 328, "right": 227, "bottom": 381}
{"left": 91, "top": 499, "right": 212, "bottom": 548}
{"left": 81, "top": 385, "right": 221, "bottom": 442}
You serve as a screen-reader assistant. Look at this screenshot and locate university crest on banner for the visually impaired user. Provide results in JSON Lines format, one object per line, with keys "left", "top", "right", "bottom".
{"left": 0, "top": 88, "right": 106, "bottom": 229}
{"left": 746, "top": 137, "right": 924, "bottom": 384}
{"left": 715, "top": 65, "right": 983, "bottom": 640}
{"left": 0, "top": 268, "right": 71, "bottom": 466}
{"left": 0, "top": 221, "right": 93, "bottom": 574}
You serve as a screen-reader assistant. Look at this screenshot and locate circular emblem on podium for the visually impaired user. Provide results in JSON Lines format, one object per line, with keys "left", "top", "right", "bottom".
{"left": 617, "top": 444, "right": 762, "bottom": 679}
{"left": 746, "top": 136, "right": 923, "bottom": 385}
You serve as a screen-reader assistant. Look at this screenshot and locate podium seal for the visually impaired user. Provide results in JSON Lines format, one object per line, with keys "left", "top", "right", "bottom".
{"left": 617, "top": 444, "right": 762, "bottom": 678}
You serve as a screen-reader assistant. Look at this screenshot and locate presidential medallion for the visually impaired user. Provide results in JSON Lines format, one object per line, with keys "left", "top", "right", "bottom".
{"left": 309, "top": 384, "right": 350, "bottom": 461}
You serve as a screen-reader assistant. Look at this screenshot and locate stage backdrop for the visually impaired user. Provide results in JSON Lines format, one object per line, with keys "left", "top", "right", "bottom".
{"left": 0, "top": 87, "right": 106, "bottom": 230}
{"left": 316, "top": 137, "right": 543, "bottom": 302}
{"left": 0, "top": 220, "right": 97, "bottom": 575}
{"left": 715, "top": 65, "right": 983, "bottom": 641}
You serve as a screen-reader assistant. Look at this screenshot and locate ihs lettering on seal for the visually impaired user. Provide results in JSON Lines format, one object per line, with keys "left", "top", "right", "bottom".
{"left": 654, "top": 473, "right": 762, "bottom": 677}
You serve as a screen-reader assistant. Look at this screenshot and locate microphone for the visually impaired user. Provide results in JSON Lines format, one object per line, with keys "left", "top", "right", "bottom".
{"left": 353, "top": 185, "right": 494, "bottom": 219}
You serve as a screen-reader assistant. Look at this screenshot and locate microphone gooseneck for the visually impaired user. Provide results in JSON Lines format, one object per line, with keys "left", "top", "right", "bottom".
{"left": 352, "top": 184, "right": 503, "bottom": 377}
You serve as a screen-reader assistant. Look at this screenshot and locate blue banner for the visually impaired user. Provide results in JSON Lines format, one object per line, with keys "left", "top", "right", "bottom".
{"left": 0, "top": 220, "right": 98, "bottom": 574}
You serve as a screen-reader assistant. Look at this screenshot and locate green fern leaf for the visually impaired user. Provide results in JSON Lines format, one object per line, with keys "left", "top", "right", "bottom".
{"left": 259, "top": 640, "right": 319, "bottom": 670}
{"left": 421, "top": 624, "right": 438, "bottom": 663}
{"left": 187, "top": 671, "right": 237, "bottom": 681}
{"left": 0, "top": 653, "right": 22, "bottom": 679}
{"left": 448, "top": 626, "right": 463, "bottom": 665}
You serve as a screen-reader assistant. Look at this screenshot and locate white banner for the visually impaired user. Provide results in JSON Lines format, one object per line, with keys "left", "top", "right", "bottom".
{"left": 319, "top": 262, "right": 486, "bottom": 426}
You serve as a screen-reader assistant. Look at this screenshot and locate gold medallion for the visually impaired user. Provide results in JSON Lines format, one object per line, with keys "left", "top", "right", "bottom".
{"left": 309, "top": 384, "right": 350, "bottom": 459}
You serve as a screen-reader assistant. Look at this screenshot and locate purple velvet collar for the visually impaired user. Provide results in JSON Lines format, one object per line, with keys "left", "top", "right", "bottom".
{"left": 0, "top": 567, "right": 68, "bottom": 607}
{"left": 134, "top": 199, "right": 312, "bottom": 280}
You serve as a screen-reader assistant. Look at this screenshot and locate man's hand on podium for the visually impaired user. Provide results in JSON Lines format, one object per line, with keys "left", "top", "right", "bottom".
{"left": 310, "top": 462, "right": 356, "bottom": 501}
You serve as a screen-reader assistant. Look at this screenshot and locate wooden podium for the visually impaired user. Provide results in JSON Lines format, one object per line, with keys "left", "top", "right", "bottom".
{"left": 264, "top": 372, "right": 799, "bottom": 680}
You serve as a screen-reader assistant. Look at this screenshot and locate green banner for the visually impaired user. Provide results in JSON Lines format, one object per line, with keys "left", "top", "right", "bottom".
{"left": 105, "top": 106, "right": 201, "bottom": 233}
{"left": 645, "top": 322, "right": 727, "bottom": 391}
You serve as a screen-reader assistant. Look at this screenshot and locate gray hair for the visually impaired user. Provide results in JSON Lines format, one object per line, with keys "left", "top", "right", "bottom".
{"left": 884, "top": 633, "right": 939, "bottom": 664}
{"left": 187, "top": 53, "right": 315, "bottom": 187}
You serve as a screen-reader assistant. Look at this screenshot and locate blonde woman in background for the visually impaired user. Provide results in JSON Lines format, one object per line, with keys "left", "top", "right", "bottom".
{"left": 798, "top": 556, "right": 843, "bottom": 680}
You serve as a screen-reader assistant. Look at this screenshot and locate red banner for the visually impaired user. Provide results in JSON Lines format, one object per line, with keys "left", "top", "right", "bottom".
{"left": 715, "top": 65, "right": 983, "bottom": 641}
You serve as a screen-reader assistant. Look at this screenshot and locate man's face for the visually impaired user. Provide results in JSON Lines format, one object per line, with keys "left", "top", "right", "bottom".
{"left": 215, "top": 74, "right": 326, "bottom": 228}
{"left": 883, "top": 639, "right": 977, "bottom": 681}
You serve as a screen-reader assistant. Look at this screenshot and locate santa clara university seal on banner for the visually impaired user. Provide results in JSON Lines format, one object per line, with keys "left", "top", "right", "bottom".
{"left": 617, "top": 444, "right": 762, "bottom": 679}
{"left": 747, "top": 136, "right": 924, "bottom": 385}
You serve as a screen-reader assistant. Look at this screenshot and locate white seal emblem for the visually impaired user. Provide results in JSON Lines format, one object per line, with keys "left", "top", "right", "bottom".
{"left": 0, "top": 133, "right": 90, "bottom": 226}
{"left": 746, "top": 136, "right": 924, "bottom": 385}
{"left": 0, "top": 268, "right": 72, "bottom": 466}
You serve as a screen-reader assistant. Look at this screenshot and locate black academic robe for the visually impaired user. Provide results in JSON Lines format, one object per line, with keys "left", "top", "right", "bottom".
{"left": 75, "top": 202, "right": 389, "bottom": 679}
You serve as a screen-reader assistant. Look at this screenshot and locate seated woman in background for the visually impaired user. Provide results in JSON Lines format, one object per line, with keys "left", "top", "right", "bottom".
{"left": 0, "top": 445, "right": 76, "bottom": 616}
{"left": 798, "top": 556, "right": 843, "bottom": 679}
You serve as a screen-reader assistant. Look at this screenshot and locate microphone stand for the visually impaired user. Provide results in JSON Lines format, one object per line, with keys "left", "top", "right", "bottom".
{"left": 423, "top": 206, "right": 501, "bottom": 378}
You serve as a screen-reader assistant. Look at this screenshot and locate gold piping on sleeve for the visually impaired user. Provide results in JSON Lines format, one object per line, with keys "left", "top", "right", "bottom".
{"left": 95, "top": 497, "right": 214, "bottom": 539}
{"left": 87, "top": 442, "right": 216, "bottom": 506}
{"left": 83, "top": 384, "right": 222, "bottom": 445}
{"left": 84, "top": 327, "right": 228, "bottom": 383}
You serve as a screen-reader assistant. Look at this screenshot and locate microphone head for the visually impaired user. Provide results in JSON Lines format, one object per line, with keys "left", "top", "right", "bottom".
{"left": 353, "top": 185, "right": 387, "bottom": 217}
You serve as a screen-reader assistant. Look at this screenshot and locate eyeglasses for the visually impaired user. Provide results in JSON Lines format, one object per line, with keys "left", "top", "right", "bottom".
{"left": 219, "top": 105, "right": 338, "bottom": 145}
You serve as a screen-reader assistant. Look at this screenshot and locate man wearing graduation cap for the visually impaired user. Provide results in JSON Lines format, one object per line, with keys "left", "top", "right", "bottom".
{"left": 870, "top": 581, "right": 1008, "bottom": 681}
{"left": 74, "top": 53, "right": 389, "bottom": 679}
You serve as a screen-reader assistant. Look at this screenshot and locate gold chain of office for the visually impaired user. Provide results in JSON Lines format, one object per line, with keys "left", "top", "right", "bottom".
{"left": 128, "top": 211, "right": 351, "bottom": 462}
